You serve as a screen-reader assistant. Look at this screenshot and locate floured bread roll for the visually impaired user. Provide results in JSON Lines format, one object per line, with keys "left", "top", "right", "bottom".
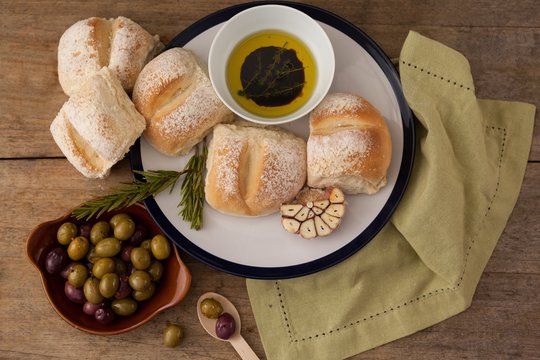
{"left": 307, "top": 93, "right": 392, "bottom": 194}
{"left": 205, "top": 122, "right": 307, "bottom": 217}
{"left": 50, "top": 67, "right": 146, "bottom": 178}
{"left": 133, "top": 48, "right": 233, "bottom": 156}
{"left": 58, "top": 16, "right": 161, "bottom": 95}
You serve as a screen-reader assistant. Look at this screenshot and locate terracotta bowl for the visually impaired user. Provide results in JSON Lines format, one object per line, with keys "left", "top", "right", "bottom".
{"left": 26, "top": 203, "right": 191, "bottom": 335}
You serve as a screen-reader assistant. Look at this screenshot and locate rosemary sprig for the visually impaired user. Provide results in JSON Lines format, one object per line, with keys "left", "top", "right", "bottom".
{"left": 72, "top": 143, "right": 208, "bottom": 230}
{"left": 178, "top": 142, "right": 208, "bottom": 230}
{"left": 72, "top": 170, "right": 185, "bottom": 221}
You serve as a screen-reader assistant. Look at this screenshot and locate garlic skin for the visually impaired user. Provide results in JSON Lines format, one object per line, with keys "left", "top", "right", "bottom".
{"left": 280, "top": 187, "right": 345, "bottom": 239}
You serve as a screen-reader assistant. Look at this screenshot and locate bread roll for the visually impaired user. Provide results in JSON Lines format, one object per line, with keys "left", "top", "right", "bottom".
{"left": 50, "top": 67, "right": 146, "bottom": 178}
{"left": 307, "top": 93, "right": 392, "bottom": 194}
{"left": 205, "top": 122, "right": 307, "bottom": 217}
{"left": 133, "top": 48, "right": 233, "bottom": 156}
{"left": 58, "top": 16, "right": 161, "bottom": 95}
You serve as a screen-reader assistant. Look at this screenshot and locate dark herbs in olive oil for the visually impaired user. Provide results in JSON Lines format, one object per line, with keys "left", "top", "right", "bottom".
{"left": 227, "top": 31, "right": 316, "bottom": 118}
{"left": 238, "top": 44, "right": 305, "bottom": 107}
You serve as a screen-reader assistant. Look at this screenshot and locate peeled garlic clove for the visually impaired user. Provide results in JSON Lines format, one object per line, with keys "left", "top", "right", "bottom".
{"left": 294, "top": 206, "right": 310, "bottom": 221}
{"left": 314, "top": 216, "right": 332, "bottom": 236}
{"left": 313, "top": 200, "right": 330, "bottom": 209}
{"left": 328, "top": 187, "right": 345, "bottom": 204}
{"left": 282, "top": 218, "right": 301, "bottom": 234}
{"left": 307, "top": 210, "right": 315, "bottom": 220}
{"left": 320, "top": 213, "right": 341, "bottom": 230}
{"left": 280, "top": 204, "right": 303, "bottom": 217}
{"left": 299, "top": 219, "right": 317, "bottom": 239}
{"left": 325, "top": 204, "right": 345, "bottom": 218}
{"left": 312, "top": 207, "right": 324, "bottom": 215}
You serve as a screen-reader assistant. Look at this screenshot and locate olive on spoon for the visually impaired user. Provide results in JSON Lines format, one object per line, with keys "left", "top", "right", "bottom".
{"left": 197, "top": 292, "right": 259, "bottom": 360}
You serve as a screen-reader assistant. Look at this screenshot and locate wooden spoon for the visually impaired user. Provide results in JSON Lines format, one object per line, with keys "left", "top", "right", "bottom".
{"left": 197, "top": 292, "right": 259, "bottom": 360}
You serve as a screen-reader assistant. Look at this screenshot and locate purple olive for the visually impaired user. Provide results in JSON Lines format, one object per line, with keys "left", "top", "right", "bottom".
{"left": 114, "top": 275, "right": 132, "bottom": 299}
{"left": 64, "top": 281, "right": 86, "bottom": 304}
{"left": 215, "top": 313, "right": 236, "bottom": 340}
{"left": 83, "top": 301, "right": 105, "bottom": 316}
{"left": 129, "top": 224, "right": 149, "bottom": 246}
{"left": 79, "top": 223, "right": 92, "bottom": 239}
{"left": 95, "top": 306, "right": 115, "bottom": 325}
{"left": 60, "top": 262, "right": 77, "bottom": 279}
{"left": 120, "top": 245, "right": 134, "bottom": 263}
{"left": 45, "top": 247, "right": 68, "bottom": 274}
{"left": 126, "top": 264, "right": 137, "bottom": 275}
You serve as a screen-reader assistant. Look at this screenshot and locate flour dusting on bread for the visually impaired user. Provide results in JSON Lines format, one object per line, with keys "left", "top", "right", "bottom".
{"left": 133, "top": 48, "right": 233, "bottom": 156}
{"left": 311, "top": 92, "right": 368, "bottom": 119}
{"left": 58, "top": 16, "right": 160, "bottom": 96}
{"left": 205, "top": 122, "right": 307, "bottom": 217}
{"left": 307, "top": 92, "right": 391, "bottom": 194}
{"left": 308, "top": 130, "right": 373, "bottom": 177}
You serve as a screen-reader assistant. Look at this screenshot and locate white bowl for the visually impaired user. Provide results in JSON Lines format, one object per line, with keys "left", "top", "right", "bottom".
{"left": 208, "top": 5, "right": 335, "bottom": 125}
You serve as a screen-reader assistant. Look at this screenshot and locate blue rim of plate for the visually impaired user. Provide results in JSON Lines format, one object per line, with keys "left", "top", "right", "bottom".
{"left": 130, "top": 1, "right": 415, "bottom": 279}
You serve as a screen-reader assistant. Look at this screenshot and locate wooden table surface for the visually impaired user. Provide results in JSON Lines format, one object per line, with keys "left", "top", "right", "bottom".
{"left": 1, "top": 1, "right": 538, "bottom": 359}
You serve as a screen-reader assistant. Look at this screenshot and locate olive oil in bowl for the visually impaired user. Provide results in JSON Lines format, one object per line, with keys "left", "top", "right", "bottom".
{"left": 226, "top": 31, "right": 317, "bottom": 118}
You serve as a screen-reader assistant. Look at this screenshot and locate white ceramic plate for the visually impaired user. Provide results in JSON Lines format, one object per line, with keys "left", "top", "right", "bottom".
{"left": 130, "top": 2, "right": 415, "bottom": 279}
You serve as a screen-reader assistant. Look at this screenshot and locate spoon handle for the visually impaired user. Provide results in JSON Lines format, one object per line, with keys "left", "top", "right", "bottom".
{"left": 230, "top": 335, "right": 260, "bottom": 360}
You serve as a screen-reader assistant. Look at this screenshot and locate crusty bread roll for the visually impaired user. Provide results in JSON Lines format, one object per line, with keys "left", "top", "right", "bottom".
{"left": 307, "top": 93, "right": 392, "bottom": 194}
{"left": 205, "top": 122, "right": 307, "bottom": 217}
{"left": 58, "top": 16, "right": 161, "bottom": 95}
{"left": 50, "top": 67, "right": 146, "bottom": 178}
{"left": 133, "top": 48, "right": 233, "bottom": 156}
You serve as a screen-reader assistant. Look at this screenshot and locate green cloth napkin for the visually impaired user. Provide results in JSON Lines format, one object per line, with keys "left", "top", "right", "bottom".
{"left": 246, "top": 31, "right": 536, "bottom": 360}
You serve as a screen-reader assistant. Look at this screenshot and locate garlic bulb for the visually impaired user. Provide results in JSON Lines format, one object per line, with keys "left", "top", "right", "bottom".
{"left": 280, "top": 187, "right": 345, "bottom": 239}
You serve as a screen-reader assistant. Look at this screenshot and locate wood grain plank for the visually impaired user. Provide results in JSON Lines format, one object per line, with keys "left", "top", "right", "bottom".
{"left": 486, "top": 164, "right": 540, "bottom": 274}
{"left": 0, "top": 1, "right": 538, "bottom": 159}
{"left": 3, "top": 0, "right": 539, "bottom": 28}
{"left": 0, "top": 159, "right": 538, "bottom": 359}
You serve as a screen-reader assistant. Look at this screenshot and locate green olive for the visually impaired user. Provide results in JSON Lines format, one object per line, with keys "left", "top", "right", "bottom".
{"left": 92, "top": 258, "right": 115, "bottom": 279}
{"left": 83, "top": 277, "right": 104, "bottom": 304}
{"left": 109, "top": 213, "right": 132, "bottom": 230}
{"left": 114, "top": 257, "right": 127, "bottom": 275}
{"left": 67, "top": 263, "right": 88, "bottom": 288}
{"left": 128, "top": 270, "right": 151, "bottom": 291}
{"left": 99, "top": 273, "right": 120, "bottom": 298}
{"left": 67, "top": 236, "right": 89, "bottom": 261}
{"left": 140, "top": 239, "right": 151, "bottom": 251}
{"left": 95, "top": 237, "right": 121, "bottom": 257}
{"left": 163, "top": 323, "right": 183, "bottom": 348}
{"left": 130, "top": 247, "right": 151, "bottom": 270}
{"left": 111, "top": 298, "right": 138, "bottom": 316}
{"left": 132, "top": 282, "right": 155, "bottom": 301}
{"left": 86, "top": 246, "right": 100, "bottom": 264}
{"left": 114, "top": 218, "right": 136, "bottom": 241}
{"left": 57, "top": 222, "right": 77, "bottom": 245}
{"left": 90, "top": 221, "right": 110, "bottom": 245}
{"left": 147, "top": 261, "right": 164, "bottom": 282}
{"left": 150, "top": 235, "right": 171, "bottom": 260}
{"left": 199, "top": 298, "right": 223, "bottom": 319}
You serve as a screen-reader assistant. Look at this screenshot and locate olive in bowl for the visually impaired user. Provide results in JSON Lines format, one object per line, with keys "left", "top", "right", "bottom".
{"left": 26, "top": 203, "right": 191, "bottom": 335}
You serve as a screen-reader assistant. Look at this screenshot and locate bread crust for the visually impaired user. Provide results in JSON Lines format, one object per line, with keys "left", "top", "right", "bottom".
{"left": 133, "top": 48, "right": 233, "bottom": 156}
{"left": 205, "top": 122, "right": 307, "bottom": 217}
{"left": 50, "top": 68, "right": 146, "bottom": 178}
{"left": 58, "top": 16, "right": 161, "bottom": 95}
{"left": 307, "top": 93, "right": 392, "bottom": 194}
